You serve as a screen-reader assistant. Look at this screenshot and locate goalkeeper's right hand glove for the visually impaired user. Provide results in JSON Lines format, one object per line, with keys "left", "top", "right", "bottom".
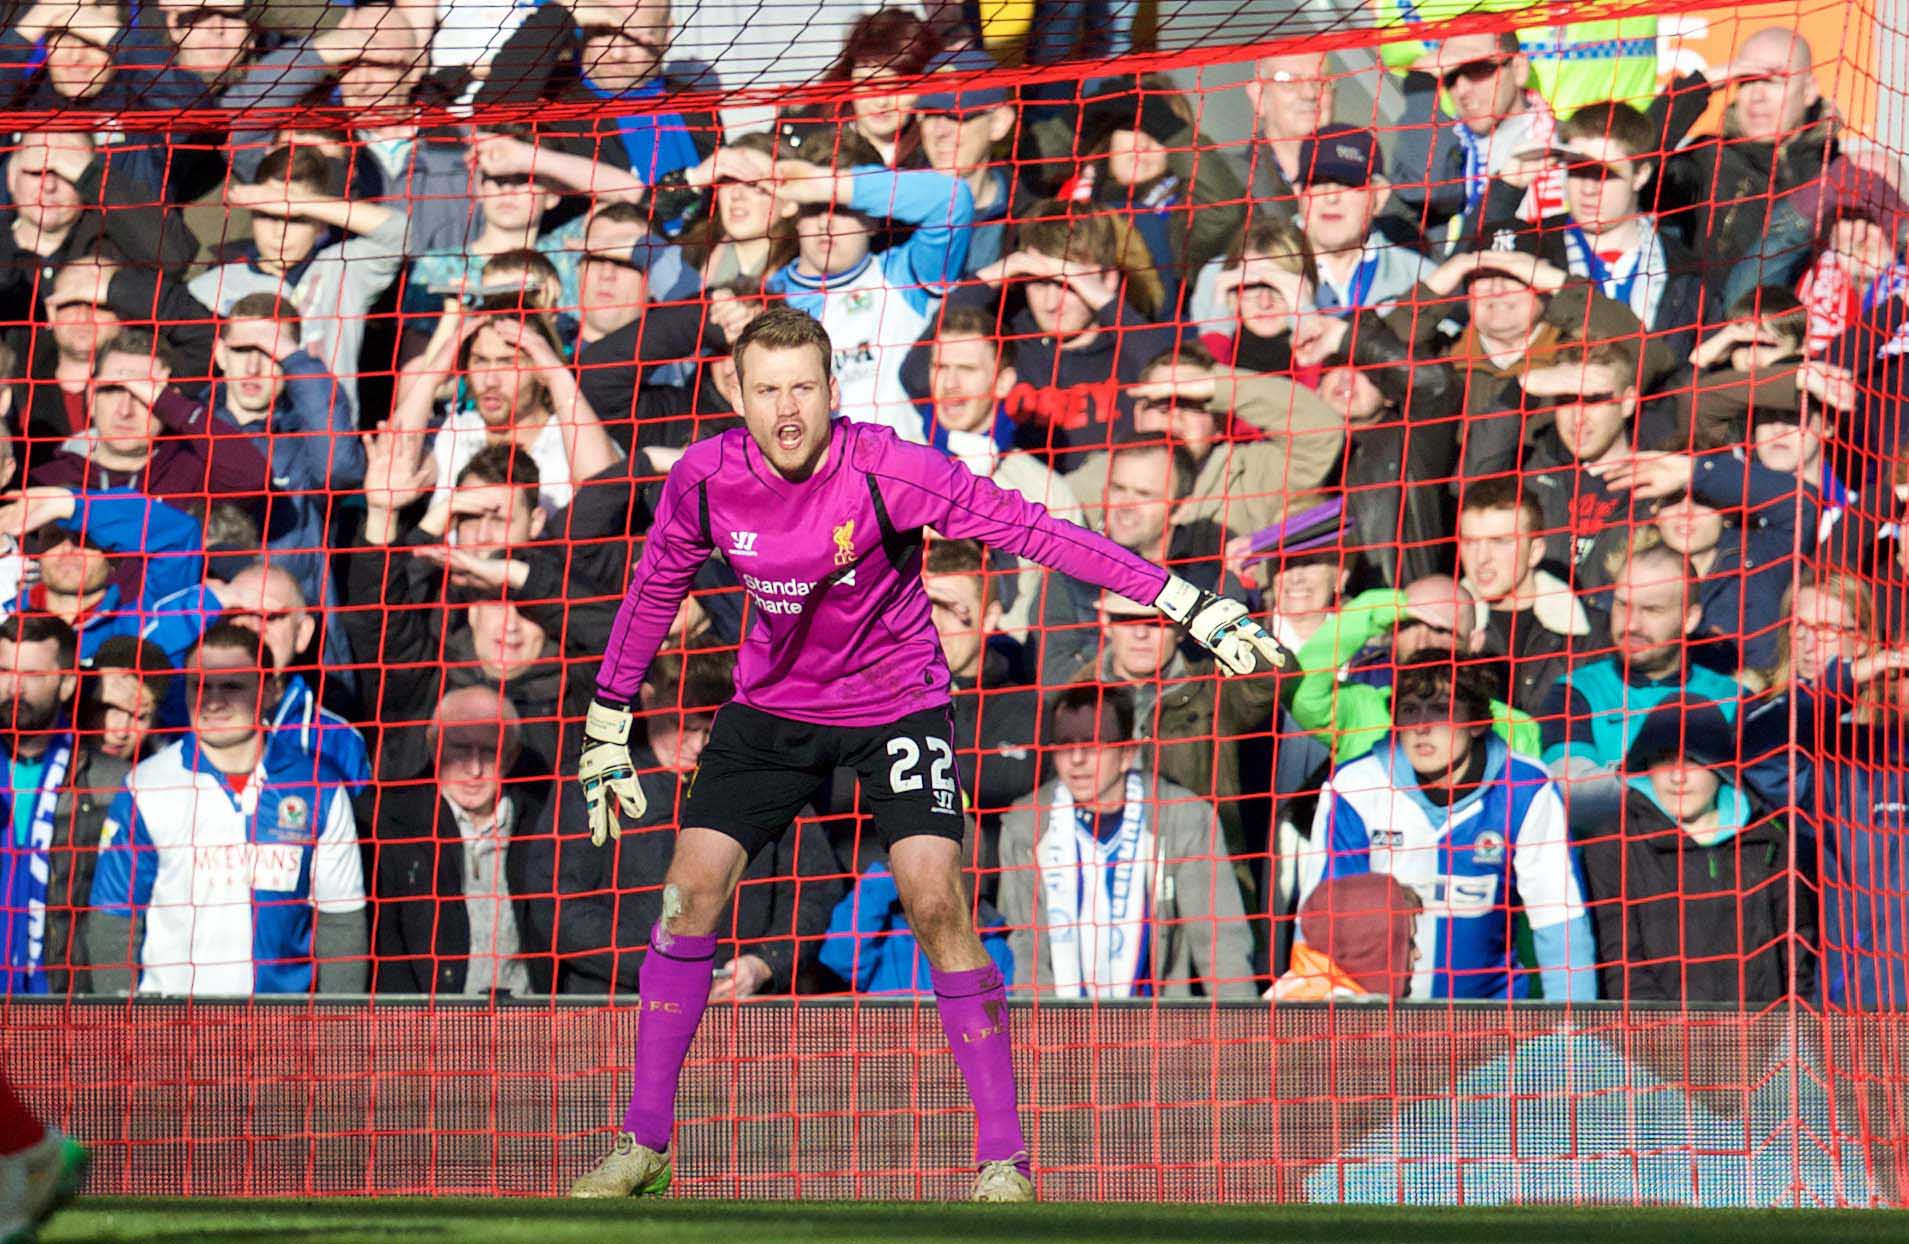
{"left": 579, "top": 697, "right": 647, "bottom": 847}
{"left": 1153, "top": 573, "right": 1284, "bottom": 676}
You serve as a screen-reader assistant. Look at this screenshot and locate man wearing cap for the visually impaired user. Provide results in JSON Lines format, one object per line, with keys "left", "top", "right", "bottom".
{"left": 916, "top": 49, "right": 1027, "bottom": 279}
{"left": 1288, "top": 574, "right": 1539, "bottom": 767}
{"left": 996, "top": 683, "right": 1255, "bottom": 1000}
{"left": 1538, "top": 544, "right": 1744, "bottom": 840}
{"left": 1292, "top": 123, "right": 1430, "bottom": 316}
{"left": 1581, "top": 700, "right": 1810, "bottom": 1004}
{"left": 1456, "top": 476, "right": 1604, "bottom": 716}
{"left": 88, "top": 621, "right": 368, "bottom": 996}
{"left": 1301, "top": 658, "right": 1595, "bottom": 1001}
{"left": 367, "top": 686, "right": 557, "bottom": 997}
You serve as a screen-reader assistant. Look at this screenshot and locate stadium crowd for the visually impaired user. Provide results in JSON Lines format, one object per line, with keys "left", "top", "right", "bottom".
{"left": 0, "top": 0, "right": 1903, "bottom": 1009}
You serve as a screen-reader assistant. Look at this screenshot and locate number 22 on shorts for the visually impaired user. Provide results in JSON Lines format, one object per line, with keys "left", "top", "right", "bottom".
{"left": 887, "top": 735, "right": 961, "bottom": 814}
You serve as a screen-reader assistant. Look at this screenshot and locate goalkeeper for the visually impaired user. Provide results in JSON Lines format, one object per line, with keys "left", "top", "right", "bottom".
{"left": 572, "top": 307, "right": 1281, "bottom": 1203}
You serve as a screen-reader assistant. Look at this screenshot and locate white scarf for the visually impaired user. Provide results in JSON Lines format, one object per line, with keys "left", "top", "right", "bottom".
{"left": 1036, "top": 771, "right": 1157, "bottom": 999}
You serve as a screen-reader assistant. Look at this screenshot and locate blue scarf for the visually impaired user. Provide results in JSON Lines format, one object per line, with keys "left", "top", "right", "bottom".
{"left": 1315, "top": 248, "right": 1381, "bottom": 317}
{"left": 582, "top": 76, "right": 701, "bottom": 190}
{"left": 0, "top": 734, "right": 74, "bottom": 995}
{"left": 1453, "top": 121, "right": 1488, "bottom": 216}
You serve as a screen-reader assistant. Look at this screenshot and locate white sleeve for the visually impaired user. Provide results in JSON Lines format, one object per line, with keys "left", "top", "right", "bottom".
{"left": 1294, "top": 775, "right": 1338, "bottom": 915}
{"left": 1511, "top": 780, "right": 1585, "bottom": 931}
{"left": 310, "top": 788, "right": 366, "bottom": 913}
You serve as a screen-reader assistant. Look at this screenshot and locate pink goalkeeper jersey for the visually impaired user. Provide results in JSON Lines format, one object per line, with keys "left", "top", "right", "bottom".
{"left": 596, "top": 420, "right": 1169, "bottom": 726}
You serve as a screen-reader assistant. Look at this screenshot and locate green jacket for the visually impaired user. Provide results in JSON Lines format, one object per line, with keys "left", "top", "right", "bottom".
{"left": 1289, "top": 588, "right": 1541, "bottom": 764}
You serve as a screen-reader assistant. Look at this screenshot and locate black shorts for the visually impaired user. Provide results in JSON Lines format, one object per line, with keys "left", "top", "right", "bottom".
{"left": 679, "top": 701, "right": 966, "bottom": 859}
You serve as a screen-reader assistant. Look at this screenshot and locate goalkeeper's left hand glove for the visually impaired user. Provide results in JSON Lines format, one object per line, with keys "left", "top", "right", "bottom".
{"left": 579, "top": 697, "right": 648, "bottom": 847}
{"left": 1153, "top": 573, "right": 1284, "bottom": 676}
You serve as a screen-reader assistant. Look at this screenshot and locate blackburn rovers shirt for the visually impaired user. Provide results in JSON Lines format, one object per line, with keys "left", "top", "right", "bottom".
{"left": 90, "top": 735, "right": 365, "bottom": 996}
{"left": 1303, "top": 734, "right": 1590, "bottom": 1000}
{"left": 597, "top": 420, "right": 1167, "bottom": 726}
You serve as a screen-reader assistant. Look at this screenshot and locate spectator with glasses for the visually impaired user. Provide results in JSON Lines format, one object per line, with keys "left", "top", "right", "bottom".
{"left": 88, "top": 622, "right": 368, "bottom": 996}
{"left": 1388, "top": 31, "right": 1566, "bottom": 256}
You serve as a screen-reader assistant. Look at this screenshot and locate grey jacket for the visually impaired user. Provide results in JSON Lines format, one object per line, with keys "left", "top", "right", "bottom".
{"left": 997, "top": 777, "right": 1256, "bottom": 999}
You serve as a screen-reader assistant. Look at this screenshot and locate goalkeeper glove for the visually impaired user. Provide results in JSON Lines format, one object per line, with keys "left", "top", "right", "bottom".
{"left": 579, "top": 697, "right": 648, "bottom": 847}
{"left": 1153, "top": 574, "right": 1284, "bottom": 676}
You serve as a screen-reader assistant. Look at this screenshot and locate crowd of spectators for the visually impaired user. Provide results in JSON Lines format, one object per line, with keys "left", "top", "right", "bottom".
{"left": 0, "top": 1, "right": 1902, "bottom": 1010}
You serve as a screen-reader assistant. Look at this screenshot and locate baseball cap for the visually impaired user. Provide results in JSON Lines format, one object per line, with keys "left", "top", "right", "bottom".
{"left": 1295, "top": 124, "right": 1381, "bottom": 189}
{"left": 1459, "top": 217, "right": 1550, "bottom": 283}
{"left": 1623, "top": 700, "right": 1739, "bottom": 773}
{"left": 915, "top": 49, "right": 1009, "bottom": 116}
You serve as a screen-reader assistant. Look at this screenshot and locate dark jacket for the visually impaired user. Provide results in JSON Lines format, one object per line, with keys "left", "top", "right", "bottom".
{"left": 1467, "top": 568, "right": 1608, "bottom": 717}
{"left": 364, "top": 775, "right": 558, "bottom": 996}
{"left": 951, "top": 648, "right": 1040, "bottom": 825}
{"left": 537, "top": 757, "right": 844, "bottom": 994}
{"left": 1332, "top": 311, "right": 1461, "bottom": 587}
{"left": 1582, "top": 783, "right": 1814, "bottom": 1004}
{"left": 341, "top": 533, "right": 595, "bottom": 782}
{"left": 1655, "top": 105, "right": 1838, "bottom": 293}
{"left": 1521, "top": 434, "right": 1648, "bottom": 597}
{"left": 37, "top": 747, "right": 129, "bottom": 996}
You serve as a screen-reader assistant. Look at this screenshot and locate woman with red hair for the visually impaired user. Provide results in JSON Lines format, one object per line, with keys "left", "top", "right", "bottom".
{"left": 776, "top": 7, "right": 943, "bottom": 169}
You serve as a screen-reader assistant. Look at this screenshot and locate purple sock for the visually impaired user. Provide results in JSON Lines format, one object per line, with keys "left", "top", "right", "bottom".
{"left": 621, "top": 922, "right": 716, "bottom": 1151}
{"left": 933, "top": 964, "right": 1028, "bottom": 1172}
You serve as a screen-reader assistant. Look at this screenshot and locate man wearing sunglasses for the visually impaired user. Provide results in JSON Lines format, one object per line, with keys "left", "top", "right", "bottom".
{"left": 88, "top": 621, "right": 368, "bottom": 997}
{"left": 1389, "top": 32, "right": 1567, "bottom": 256}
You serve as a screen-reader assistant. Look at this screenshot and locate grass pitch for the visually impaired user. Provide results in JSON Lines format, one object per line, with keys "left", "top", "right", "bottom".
{"left": 40, "top": 1197, "right": 1909, "bottom": 1244}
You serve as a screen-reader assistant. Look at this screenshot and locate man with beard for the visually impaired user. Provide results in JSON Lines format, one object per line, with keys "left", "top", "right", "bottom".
{"left": 1539, "top": 544, "right": 1746, "bottom": 839}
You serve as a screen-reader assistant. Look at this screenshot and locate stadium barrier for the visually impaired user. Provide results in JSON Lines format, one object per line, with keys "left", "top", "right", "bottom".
{"left": 8, "top": 999, "right": 1907, "bottom": 1205}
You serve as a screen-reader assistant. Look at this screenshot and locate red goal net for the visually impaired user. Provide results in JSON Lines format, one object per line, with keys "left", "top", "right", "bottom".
{"left": 1, "top": 0, "right": 1907, "bottom": 1208}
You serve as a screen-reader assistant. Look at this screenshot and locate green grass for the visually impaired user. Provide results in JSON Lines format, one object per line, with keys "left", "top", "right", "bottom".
{"left": 38, "top": 1198, "right": 1909, "bottom": 1244}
